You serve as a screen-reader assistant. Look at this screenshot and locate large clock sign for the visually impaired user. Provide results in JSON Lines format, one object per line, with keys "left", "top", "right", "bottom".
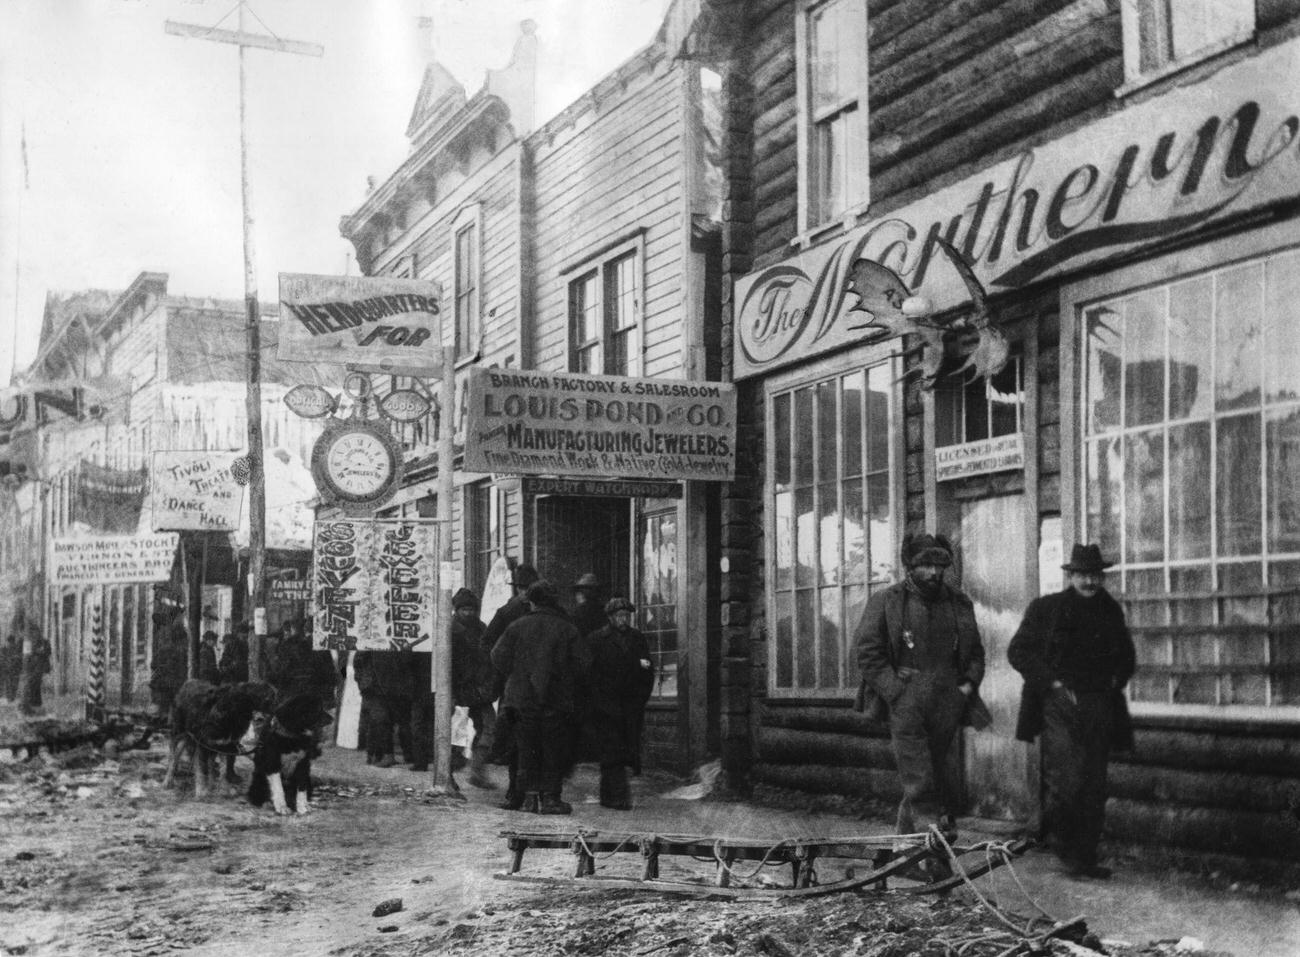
{"left": 310, "top": 420, "right": 403, "bottom": 513}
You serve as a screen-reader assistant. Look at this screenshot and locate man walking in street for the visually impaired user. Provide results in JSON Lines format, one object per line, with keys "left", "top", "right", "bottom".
{"left": 482, "top": 563, "right": 541, "bottom": 808}
{"left": 854, "top": 533, "right": 989, "bottom": 850}
{"left": 490, "top": 580, "right": 584, "bottom": 815}
{"left": 584, "top": 597, "right": 654, "bottom": 810}
{"left": 1008, "top": 543, "right": 1135, "bottom": 880}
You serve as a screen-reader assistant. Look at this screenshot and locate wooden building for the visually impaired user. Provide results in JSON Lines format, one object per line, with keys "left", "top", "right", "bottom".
{"left": 674, "top": 0, "right": 1300, "bottom": 868}
{"left": 338, "top": 16, "right": 724, "bottom": 771}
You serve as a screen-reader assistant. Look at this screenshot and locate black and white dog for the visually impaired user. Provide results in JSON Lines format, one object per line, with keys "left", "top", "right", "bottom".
{"left": 245, "top": 693, "right": 329, "bottom": 816}
{"left": 163, "top": 680, "right": 279, "bottom": 797}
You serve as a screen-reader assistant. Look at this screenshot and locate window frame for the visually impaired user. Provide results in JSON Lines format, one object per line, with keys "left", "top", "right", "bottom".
{"left": 562, "top": 233, "right": 645, "bottom": 377}
{"left": 764, "top": 341, "right": 904, "bottom": 698}
{"left": 794, "top": 0, "right": 871, "bottom": 239}
{"left": 1118, "top": 0, "right": 1254, "bottom": 93}
{"left": 936, "top": 353, "right": 1026, "bottom": 448}
{"left": 463, "top": 479, "right": 502, "bottom": 597}
{"left": 450, "top": 204, "right": 482, "bottom": 363}
{"left": 1061, "top": 218, "right": 1300, "bottom": 722}
{"left": 638, "top": 502, "right": 680, "bottom": 700}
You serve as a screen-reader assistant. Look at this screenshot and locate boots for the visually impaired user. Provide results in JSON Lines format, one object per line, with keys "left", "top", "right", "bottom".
{"left": 539, "top": 793, "right": 571, "bottom": 815}
{"left": 521, "top": 791, "right": 541, "bottom": 814}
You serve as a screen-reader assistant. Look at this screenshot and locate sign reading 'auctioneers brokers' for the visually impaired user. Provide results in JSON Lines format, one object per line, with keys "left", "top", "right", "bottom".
{"left": 50, "top": 534, "right": 179, "bottom": 585}
{"left": 465, "top": 368, "right": 736, "bottom": 482}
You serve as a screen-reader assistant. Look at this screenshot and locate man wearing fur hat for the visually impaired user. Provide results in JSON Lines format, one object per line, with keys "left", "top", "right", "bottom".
{"left": 584, "top": 597, "right": 655, "bottom": 810}
{"left": 1008, "top": 544, "right": 1135, "bottom": 880}
{"left": 854, "top": 533, "right": 989, "bottom": 853}
{"left": 490, "top": 580, "right": 584, "bottom": 814}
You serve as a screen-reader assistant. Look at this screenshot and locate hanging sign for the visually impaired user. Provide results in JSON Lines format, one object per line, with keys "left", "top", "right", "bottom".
{"left": 278, "top": 273, "right": 443, "bottom": 370}
{"left": 465, "top": 368, "right": 736, "bottom": 481}
{"left": 380, "top": 388, "right": 432, "bottom": 423}
{"left": 151, "top": 450, "right": 246, "bottom": 531}
{"left": 284, "top": 384, "right": 338, "bottom": 419}
{"left": 49, "top": 533, "right": 179, "bottom": 585}
{"left": 311, "top": 518, "right": 439, "bottom": 652}
{"left": 523, "top": 476, "right": 683, "bottom": 499}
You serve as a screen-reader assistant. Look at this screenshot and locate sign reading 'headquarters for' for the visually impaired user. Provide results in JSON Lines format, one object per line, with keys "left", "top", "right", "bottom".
{"left": 465, "top": 368, "right": 737, "bottom": 482}
{"left": 278, "top": 273, "right": 443, "bottom": 368}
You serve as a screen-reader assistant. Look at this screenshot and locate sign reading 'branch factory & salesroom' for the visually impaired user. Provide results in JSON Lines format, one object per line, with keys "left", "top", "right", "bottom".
{"left": 465, "top": 368, "right": 736, "bottom": 482}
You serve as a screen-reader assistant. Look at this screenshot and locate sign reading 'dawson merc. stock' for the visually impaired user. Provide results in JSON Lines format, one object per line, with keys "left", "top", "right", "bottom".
{"left": 465, "top": 368, "right": 736, "bottom": 481}
{"left": 151, "top": 451, "right": 245, "bottom": 531}
{"left": 278, "top": 273, "right": 443, "bottom": 368}
{"left": 734, "top": 36, "right": 1300, "bottom": 379}
{"left": 311, "top": 519, "right": 439, "bottom": 652}
{"left": 50, "top": 534, "right": 179, "bottom": 585}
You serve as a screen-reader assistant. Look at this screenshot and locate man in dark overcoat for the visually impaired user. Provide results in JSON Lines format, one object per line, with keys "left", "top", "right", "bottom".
{"left": 1008, "top": 543, "right": 1135, "bottom": 880}
{"left": 490, "top": 580, "right": 584, "bottom": 815}
{"left": 584, "top": 597, "right": 654, "bottom": 810}
{"left": 482, "top": 563, "right": 540, "bottom": 807}
{"left": 570, "top": 573, "right": 606, "bottom": 639}
{"left": 854, "top": 533, "right": 989, "bottom": 843}
{"left": 149, "top": 612, "right": 189, "bottom": 718}
{"left": 218, "top": 624, "right": 250, "bottom": 685}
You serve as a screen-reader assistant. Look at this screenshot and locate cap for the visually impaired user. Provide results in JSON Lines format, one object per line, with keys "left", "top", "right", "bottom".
{"left": 525, "top": 580, "right": 559, "bottom": 607}
{"left": 605, "top": 597, "right": 635, "bottom": 616}
{"left": 451, "top": 587, "right": 480, "bottom": 610}
{"left": 902, "top": 532, "right": 953, "bottom": 568}
{"left": 511, "top": 564, "right": 540, "bottom": 588}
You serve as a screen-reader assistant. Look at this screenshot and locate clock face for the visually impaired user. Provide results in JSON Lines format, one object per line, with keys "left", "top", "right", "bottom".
{"left": 312, "top": 423, "right": 400, "bottom": 507}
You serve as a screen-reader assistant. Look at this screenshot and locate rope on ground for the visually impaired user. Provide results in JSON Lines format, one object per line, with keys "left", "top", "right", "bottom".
{"left": 710, "top": 838, "right": 794, "bottom": 881}
{"left": 572, "top": 830, "right": 645, "bottom": 862}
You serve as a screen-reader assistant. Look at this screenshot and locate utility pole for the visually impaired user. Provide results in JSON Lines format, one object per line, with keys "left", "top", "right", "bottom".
{"left": 165, "top": 6, "right": 322, "bottom": 676}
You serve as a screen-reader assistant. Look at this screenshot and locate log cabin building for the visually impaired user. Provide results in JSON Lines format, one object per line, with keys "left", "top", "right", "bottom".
{"left": 671, "top": 0, "right": 1300, "bottom": 869}
{"left": 337, "top": 17, "right": 725, "bottom": 771}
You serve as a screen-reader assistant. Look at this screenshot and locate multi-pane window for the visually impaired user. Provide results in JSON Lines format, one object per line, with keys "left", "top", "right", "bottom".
{"left": 1081, "top": 247, "right": 1300, "bottom": 708}
{"left": 640, "top": 508, "right": 678, "bottom": 697}
{"left": 769, "top": 363, "right": 894, "bottom": 693}
{"left": 1121, "top": 0, "right": 1254, "bottom": 84}
{"left": 464, "top": 480, "right": 500, "bottom": 597}
{"left": 454, "top": 222, "right": 478, "bottom": 358}
{"left": 798, "top": 0, "right": 869, "bottom": 231}
{"left": 566, "top": 244, "right": 642, "bottom": 377}
{"left": 938, "top": 356, "right": 1024, "bottom": 446}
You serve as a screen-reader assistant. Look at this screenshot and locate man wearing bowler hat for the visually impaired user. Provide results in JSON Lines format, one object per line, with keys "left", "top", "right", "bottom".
{"left": 1008, "top": 543, "right": 1136, "bottom": 880}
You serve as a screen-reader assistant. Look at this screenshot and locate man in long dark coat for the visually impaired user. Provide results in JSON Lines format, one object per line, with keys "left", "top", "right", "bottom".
{"left": 490, "top": 580, "right": 583, "bottom": 815}
{"left": 584, "top": 597, "right": 654, "bottom": 810}
{"left": 482, "top": 563, "right": 540, "bottom": 807}
{"left": 1008, "top": 543, "right": 1135, "bottom": 880}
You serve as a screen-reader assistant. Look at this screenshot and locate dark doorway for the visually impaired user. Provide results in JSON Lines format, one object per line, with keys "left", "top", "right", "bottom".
{"left": 533, "top": 496, "right": 631, "bottom": 607}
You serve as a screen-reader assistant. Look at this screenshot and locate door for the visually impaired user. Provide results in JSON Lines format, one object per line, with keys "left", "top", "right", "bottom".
{"left": 959, "top": 494, "right": 1034, "bottom": 818}
{"left": 533, "top": 496, "right": 631, "bottom": 604}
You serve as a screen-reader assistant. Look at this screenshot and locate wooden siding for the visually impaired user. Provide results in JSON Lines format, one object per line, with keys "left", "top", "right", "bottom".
{"left": 529, "top": 59, "right": 687, "bottom": 378}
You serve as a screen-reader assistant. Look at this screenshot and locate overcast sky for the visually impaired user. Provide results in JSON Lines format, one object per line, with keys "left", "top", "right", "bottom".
{"left": 0, "top": 0, "right": 673, "bottom": 385}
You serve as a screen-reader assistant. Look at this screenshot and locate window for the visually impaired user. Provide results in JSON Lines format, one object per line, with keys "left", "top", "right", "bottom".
{"left": 464, "top": 480, "right": 500, "bottom": 596}
{"left": 640, "top": 508, "right": 678, "bottom": 697}
{"left": 1079, "top": 245, "right": 1300, "bottom": 709}
{"left": 768, "top": 360, "right": 896, "bottom": 693}
{"left": 1120, "top": 0, "right": 1253, "bottom": 86}
{"left": 937, "top": 356, "right": 1025, "bottom": 447}
{"left": 451, "top": 206, "right": 481, "bottom": 360}
{"left": 796, "top": 0, "right": 869, "bottom": 233}
{"left": 567, "top": 241, "right": 642, "bottom": 377}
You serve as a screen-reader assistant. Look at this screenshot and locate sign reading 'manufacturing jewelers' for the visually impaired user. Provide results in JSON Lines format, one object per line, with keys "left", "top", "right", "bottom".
{"left": 465, "top": 368, "right": 736, "bottom": 482}
{"left": 733, "top": 36, "right": 1300, "bottom": 380}
{"left": 935, "top": 434, "right": 1025, "bottom": 482}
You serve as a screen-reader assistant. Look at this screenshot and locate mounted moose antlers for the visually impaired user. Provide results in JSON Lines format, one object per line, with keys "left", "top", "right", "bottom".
{"left": 844, "top": 239, "right": 1011, "bottom": 387}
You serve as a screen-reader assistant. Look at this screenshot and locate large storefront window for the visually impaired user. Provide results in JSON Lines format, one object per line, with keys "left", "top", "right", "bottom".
{"left": 640, "top": 508, "right": 678, "bottom": 697}
{"left": 1081, "top": 246, "right": 1300, "bottom": 708}
{"left": 769, "top": 361, "right": 895, "bottom": 694}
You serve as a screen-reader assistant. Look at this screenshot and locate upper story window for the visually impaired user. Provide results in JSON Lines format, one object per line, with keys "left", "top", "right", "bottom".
{"left": 937, "top": 355, "right": 1025, "bottom": 447}
{"left": 797, "top": 0, "right": 869, "bottom": 234}
{"left": 1121, "top": 0, "right": 1254, "bottom": 87}
{"left": 451, "top": 205, "right": 482, "bottom": 360}
{"left": 566, "top": 237, "right": 643, "bottom": 377}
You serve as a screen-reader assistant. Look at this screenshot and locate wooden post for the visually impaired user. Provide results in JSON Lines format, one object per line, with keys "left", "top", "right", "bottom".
{"left": 164, "top": 8, "right": 322, "bottom": 682}
{"left": 427, "top": 345, "right": 459, "bottom": 796}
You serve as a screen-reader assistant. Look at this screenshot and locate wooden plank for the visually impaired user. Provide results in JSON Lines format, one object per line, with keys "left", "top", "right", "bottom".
{"left": 163, "top": 20, "right": 323, "bottom": 57}
{"left": 757, "top": 725, "right": 897, "bottom": 767}
{"left": 870, "top": 57, "right": 1118, "bottom": 200}
{"left": 1110, "top": 762, "right": 1298, "bottom": 814}
{"left": 870, "top": 0, "right": 1004, "bottom": 69}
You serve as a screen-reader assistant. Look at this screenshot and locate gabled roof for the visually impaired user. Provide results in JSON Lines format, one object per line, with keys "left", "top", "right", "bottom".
{"left": 405, "top": 60, "right": 467, "bottom": 145}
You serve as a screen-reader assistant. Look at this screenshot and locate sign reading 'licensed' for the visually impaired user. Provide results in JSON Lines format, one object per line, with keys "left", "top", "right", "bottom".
{"left": 465, "top": 368, "right": 736, "bottom": 481}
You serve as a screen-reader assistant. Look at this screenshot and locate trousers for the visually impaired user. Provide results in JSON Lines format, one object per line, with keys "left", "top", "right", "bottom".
{"left": 887, "top": 669, "right": 967, "bottom": 834}
{"left": 1041, "top": 687, "right": 1114, "bottom": 865}
{"left": 512, "top": 706, "right": 568, "bottom": 796}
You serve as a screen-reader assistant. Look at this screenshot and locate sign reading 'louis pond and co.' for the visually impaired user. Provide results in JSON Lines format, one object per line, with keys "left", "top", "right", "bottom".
{"left": 734, "top": 35, "right": 1300, "bottom": 380}
{"left": 465, "top": 368, "right": 736, "bottom": 481}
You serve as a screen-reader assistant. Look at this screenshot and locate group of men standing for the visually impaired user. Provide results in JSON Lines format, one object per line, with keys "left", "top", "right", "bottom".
{"left": 484, "top": 565, "right": 655, "bottom": 815}
{"left": 0, "top": 631, "right": 51, "bottom": 712}
{"left": 856, "top": 534, "right": 1135, "bottom": 881}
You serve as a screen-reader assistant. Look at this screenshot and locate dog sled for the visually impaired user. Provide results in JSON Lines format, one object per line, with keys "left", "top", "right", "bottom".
{"left": 495, "top": 825, "right": 1030, "bottom": 899}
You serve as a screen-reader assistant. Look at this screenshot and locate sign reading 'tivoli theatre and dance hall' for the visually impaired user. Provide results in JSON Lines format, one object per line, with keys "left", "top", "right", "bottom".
{"left": 465, "top": 368, "right": 736, "bottom": 482}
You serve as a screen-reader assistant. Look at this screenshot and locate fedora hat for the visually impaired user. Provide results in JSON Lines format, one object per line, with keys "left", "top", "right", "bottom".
{"left": 1062, "top": 543, "right": 1114, "bottom": 573}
